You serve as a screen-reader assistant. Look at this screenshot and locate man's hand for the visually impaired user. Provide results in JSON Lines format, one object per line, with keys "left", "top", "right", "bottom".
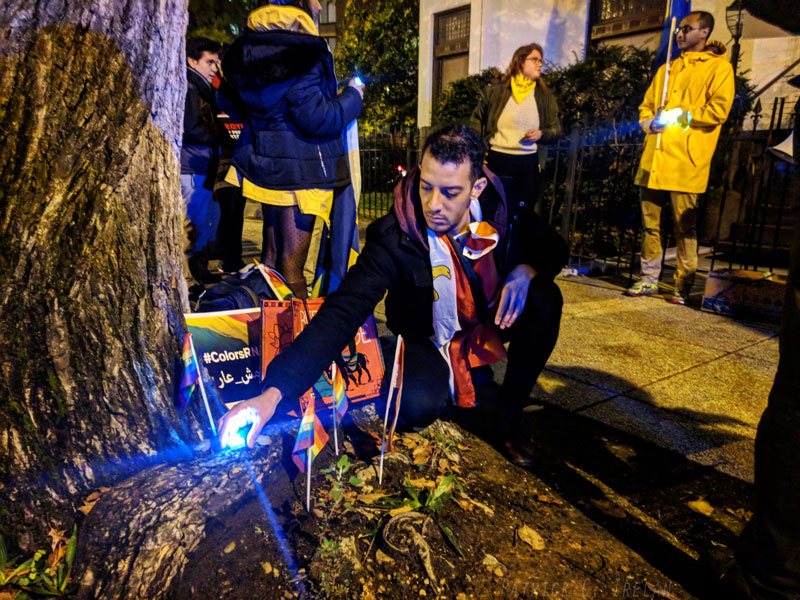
{"left": 493, "top": 264, "right": 537, "bottom": 329}
{"left": 649, "top": 120, "right": 665, "bottom": 134}
{"left": 218, "top": 387, "right": 283, "bottom": 449}
{"left": 348, "top": 78, "right": 365, "bottom": 99}
{"left": 523, "top": 129, "right": 542, "bottom": 143}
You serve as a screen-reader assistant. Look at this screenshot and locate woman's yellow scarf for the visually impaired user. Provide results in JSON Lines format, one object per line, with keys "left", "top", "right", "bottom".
{"left": 511, "top": 74, "right": 536, "bottom": 104}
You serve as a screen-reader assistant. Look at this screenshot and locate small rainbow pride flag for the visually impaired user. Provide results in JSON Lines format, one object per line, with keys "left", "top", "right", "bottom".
{"left": 261, "top": 265, "right": 295, "bottom": 300}
{"left": 178, "top": 333, "right": 198, "bottom": 409}
{"left": 292, "top": 396, "right": 329, "bottom": 472}
{"left": 331, "top": 363, "right": 348, "bottom": 422}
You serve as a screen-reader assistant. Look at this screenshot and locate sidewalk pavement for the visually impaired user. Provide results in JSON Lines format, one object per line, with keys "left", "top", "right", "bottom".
{"left": 518, "top": 275, "right": 779, "bottom": 483}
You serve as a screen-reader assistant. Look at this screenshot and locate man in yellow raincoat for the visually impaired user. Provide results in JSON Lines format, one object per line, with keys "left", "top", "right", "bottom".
{"left": 626, "top": 11, "right": 735, "bottom": 304}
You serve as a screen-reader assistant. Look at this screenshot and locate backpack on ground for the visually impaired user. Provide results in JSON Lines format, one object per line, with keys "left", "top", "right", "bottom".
{"left": 193, "top": 264, "right": 291, "bottom": 312}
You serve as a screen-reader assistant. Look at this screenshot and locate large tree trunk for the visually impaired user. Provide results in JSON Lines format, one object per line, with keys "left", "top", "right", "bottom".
{"left": 0, "top": 1, "right": 200, "bottom": 551}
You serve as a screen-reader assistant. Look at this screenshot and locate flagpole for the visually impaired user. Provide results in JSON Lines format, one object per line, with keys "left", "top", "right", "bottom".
{"left": 332, "top": 366, "right": 339, "bottom": 456}
{"left": 189, "top": 333, "right": 217, "bottom": 437}
{"left": 656, "top": 15, "right": 677, "bottom": 151}
{"left": 306, "top": 447, "right": 312, "bottom": 511}
{"left": 379, "top": 335, "right": 404, "bottom": 485}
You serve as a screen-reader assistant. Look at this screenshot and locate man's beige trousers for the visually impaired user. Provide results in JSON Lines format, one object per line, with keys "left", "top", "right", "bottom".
{"left": 639, "top": 187, "right": 698, "bottom": 289}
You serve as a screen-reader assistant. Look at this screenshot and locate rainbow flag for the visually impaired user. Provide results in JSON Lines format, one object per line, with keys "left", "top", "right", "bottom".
{"left": 292, "top": 396, "right": 329, "bottom": 472}
{"left": 331, "top": 363, "right": 348, "bottom": 421}
{"left": 178, "top": 333, "right": 198, "bottom": 409}
{"left": 261, "top": 265, "right": 295, "bottom": 300}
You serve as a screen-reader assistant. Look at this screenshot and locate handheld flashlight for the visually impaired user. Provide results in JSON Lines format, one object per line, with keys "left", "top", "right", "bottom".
{"left": 656, "top": 107, "right": 683, "bottom": 127}
{"left": 221, "top": 406, "right": 258, "bottom": 450}
{"left": 353, "top": 75, "right": 364, "bottom": 87}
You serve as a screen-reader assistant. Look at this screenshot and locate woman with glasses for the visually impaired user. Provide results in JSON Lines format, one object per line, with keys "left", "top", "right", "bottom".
{"left": 470, "top": 43, "right": 561, "bottom": 218}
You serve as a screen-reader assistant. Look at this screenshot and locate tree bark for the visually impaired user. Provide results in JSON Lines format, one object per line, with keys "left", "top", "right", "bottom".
{"left": 0, "top": 1, "right": 199, "bottom": 551}
{"left": 75, "top": 442, "right": 285, "bottom": 599}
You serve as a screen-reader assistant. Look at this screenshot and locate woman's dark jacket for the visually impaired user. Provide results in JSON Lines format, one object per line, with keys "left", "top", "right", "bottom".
{"left": 470, "top": 83, "right": 562, "bottom": 169}
{"left": 220, "top": 29, "right": 362, "bottom": 190}
{"left": 262, "top": 167, "right": 569, "bottom": 401}
{"left": 181, "top": 67, "right": 218, "bottom": 176}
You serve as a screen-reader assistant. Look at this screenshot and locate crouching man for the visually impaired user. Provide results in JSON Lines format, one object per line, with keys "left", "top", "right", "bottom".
{"left": 219, "top": 124, "right": 568, "bottom": 463}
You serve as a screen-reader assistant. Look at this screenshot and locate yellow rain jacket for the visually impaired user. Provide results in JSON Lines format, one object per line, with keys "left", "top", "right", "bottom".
{"left": 634, "top": 40, "right": 735, "bottom": 193}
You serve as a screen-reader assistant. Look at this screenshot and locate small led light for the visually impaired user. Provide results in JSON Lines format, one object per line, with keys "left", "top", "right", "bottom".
{"left": 656, "top": 107, "right": 683, "bottom": 127}
{"left": 222, "top": 407, "right": 257, "bottom": 450}
{"left": 354, "top": 76, "right": 364, "bottom": 86}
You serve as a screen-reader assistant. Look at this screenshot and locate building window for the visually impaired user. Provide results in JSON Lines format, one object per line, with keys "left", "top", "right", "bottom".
{"left": 433, "top": 6, "right": 470, "bottom": 103}
{"left": 319, "top": 1, "right": 336, "bottom": 25}
{"left": 590, "top": 0, "right": 664, "bottom": 41}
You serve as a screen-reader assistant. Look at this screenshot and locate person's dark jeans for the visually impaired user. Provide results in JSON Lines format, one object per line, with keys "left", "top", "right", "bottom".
{"left": 215, "top": 186, "right": 246, "bottom": 272}
{"left": 487, "top": 150, "right": 543, "bottom": 217}
{"left": 391, "top": 276, "right": 563, "bottom": 429}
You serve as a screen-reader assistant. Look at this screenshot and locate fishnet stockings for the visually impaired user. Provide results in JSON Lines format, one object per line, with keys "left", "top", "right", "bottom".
{"left": 260, "top": 204, "right": 316, "bottom": 298}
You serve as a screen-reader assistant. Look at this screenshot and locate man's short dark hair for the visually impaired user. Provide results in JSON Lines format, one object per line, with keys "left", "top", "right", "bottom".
{"left": 691, "top": 11, "right": 714, "bottom": 34}
{"left": 421, "top": 124, "right": 486, "bottom": 181}
{"left": 186, "top": 37, "right": 221, "bottom": 61}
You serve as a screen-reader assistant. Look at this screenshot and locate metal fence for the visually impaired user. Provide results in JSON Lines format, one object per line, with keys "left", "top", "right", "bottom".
{"left": 542, "top": 96, "right": 798, "bottom": 277}
{"left": 357, "top": 128, "right": 419, "bottom": 220}
{"left": 356, "top": 100, "right": 797, "bottom": 277}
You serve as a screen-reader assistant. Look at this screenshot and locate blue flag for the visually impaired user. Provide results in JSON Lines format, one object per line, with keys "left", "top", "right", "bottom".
{"left": 654, "top": 0, "right": 691, "bottom": 69}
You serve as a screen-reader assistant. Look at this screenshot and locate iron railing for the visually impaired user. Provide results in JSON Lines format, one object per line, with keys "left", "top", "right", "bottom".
{"left": 356, "top": 99, "right": 797, "bottom": 277}
{"left": 357, "top": 128, "right": 418, "bottom": 220}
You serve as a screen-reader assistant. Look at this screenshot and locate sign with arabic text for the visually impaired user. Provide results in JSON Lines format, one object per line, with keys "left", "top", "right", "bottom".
{"left": 185, "top": 308, "right": 261, "bottom": 404}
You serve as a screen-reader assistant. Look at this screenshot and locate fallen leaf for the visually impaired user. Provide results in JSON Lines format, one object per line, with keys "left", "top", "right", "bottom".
{"left": 438, "top": 458, "right": 451, "bottom": 470}
{"left": 456, "top": 443, "right": 471, "bottom": 451}
{"left": 357, "top": 492, "right": 385, "bottom": 505}
{"left": 412, "top": 444, "right": 432, "bottom": 465}
{"left": 482, "top": 554, "right": 500, "bottom": 567}
{"left": 590, "top": 499, "right": 627, "bottom": 519}
{"left": 517, "top": 525, "right": 546, "bottom": 550}
{"left": 261, "top": 561, "right": 272, "bottom": 575}
{"left": 389, "top": 505, "right": 413, "bottom": 516}
{"left": 535, "top": 494, "right": 563, "bottom": 505}
{"left": 620, "top": 565, "right": 630, "bottom": 573}
{"left": 453, "top": 498, "right": 473, "bottom": 512}
{"left": 407, "top": 477, "right": 436, "bottom": 489}
{"left": 224, "top": 541, "right": 236, "bottom": 553}
{"left": 493, "top": 567, "right": 504, "bottom": 577}
{"left": 78, "top": 498, "right": 98, "bottom": 515}
{"left": 687, "top": 499, "right": 714, "bottom": 517}
{"left": 86, "top": 491, "right": 100, "bottom": 502}
{"left": 312, "top": 508, "right": 324, "bottom": 519}
{"left": 375, "top": 549, "right": 394, "bottom": 564}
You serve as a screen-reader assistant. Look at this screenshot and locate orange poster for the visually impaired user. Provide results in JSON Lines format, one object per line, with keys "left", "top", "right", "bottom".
{"left": 261, "top": 299, "right": 384, "bottom": 411}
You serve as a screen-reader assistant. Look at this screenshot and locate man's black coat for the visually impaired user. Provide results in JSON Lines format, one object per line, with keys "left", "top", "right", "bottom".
{"left": 262, "top": 167, "right": 569, "bottom": 401}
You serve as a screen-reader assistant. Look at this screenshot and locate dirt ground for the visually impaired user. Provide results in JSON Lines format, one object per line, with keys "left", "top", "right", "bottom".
{"left": 168, "top": 393, "right": 744, "bottom": 600}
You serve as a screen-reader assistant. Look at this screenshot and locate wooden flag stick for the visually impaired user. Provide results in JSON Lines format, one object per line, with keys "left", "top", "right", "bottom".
{"left": 189, "top": 334, "right": 217, "bottom": 437}
{"left": 306, "top": 447, "right": 312, "bottom": 512}
{"left": 379, "top": 335, "right": 404, "bottom": 485}
{"left": 656, "top": 15, "right": 677, "bottom": 151}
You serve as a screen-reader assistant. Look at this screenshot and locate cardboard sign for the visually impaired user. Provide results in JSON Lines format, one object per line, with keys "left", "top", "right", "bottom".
{"left": 185, "top": 308, "right": 261, "bottom": 404}
{"left": 701, "top": 269, "right": 787, "bottom": 323}
{"left": 261, "top": 299, "right": 384, "bottom": 410}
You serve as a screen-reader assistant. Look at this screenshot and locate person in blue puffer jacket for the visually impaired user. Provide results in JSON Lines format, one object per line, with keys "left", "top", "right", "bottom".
{"left": 219, "top": 0, "right": 363, "bottom": 298}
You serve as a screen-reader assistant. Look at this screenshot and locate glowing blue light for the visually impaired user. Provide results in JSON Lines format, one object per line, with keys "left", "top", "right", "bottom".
{"left": 354, "top": 76, "right": 363, "bottom": 86}
{"left": 221, "top": 407, "right": 257, "bottom": 450}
